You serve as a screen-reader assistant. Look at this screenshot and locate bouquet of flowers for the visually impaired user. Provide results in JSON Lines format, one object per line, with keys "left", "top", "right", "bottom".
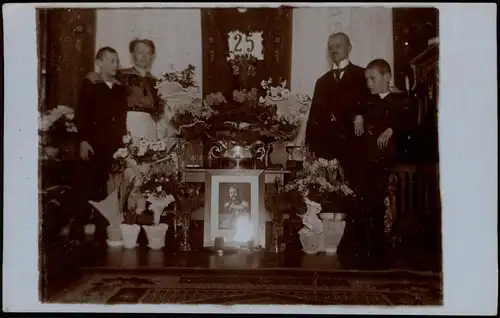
{"left": 156, "top": 65, "right": 215, "bottom": 141}
{"left": 227, "top": 52, "right": 258, "bottom": 80}
{"left": 113, "top": 133, "right": 178, "bottom": 173}
{"left": 140, "top": 171, "right": 203, "bottom": 225}
{"left": 39, "top": 105, "right": 78, "bottom": 161}
{"left": 157, "top": 64, "right": 198, "bottom": 91}
{"left": 139, "top": 171, "right": 179, "bottom": 225}
{"left": 265, "top": 178, "right": 307, "bottom": 221}
{"left": 284, "top": 157, "right": 355, "bottom": 216}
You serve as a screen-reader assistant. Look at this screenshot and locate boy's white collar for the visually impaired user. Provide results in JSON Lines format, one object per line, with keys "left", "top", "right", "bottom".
{"left": 379, "top": 92, "right": 390, "bottom": 99}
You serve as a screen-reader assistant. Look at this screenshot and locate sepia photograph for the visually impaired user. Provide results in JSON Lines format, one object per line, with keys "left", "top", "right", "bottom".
{"left": 2, "top": 2, "right": 498, "bottom": 314}
{"left": 37, "top": 3, "right": 443, "bottom": 306}
{"left": 218, "top": 182, "right": 252, "bottom": 230}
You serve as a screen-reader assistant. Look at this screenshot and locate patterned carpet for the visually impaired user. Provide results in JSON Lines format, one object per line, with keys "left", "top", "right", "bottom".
{"left": 53, "top": 270, "right": 442, "bottom": 305}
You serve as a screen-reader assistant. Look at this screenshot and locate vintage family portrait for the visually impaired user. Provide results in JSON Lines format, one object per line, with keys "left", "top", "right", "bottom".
{"left": 2, "top": 2, "right": 497, "bottom": 314}
{"left": 218, "top": 183, "right": 252, "bottom": 230}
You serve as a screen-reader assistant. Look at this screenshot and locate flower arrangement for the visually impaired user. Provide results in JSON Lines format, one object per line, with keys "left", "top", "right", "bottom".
{"left": 265, "top": 178, "right": 306, "bottom": 221}
{"left": 139, "top": 171, "right": 178, "bottom": 225}
{"left": 140, "top": 172, "right": 181, "bottom": 202}
{"left": 39, "top": 105, "right": 77, "bottom": 133}
{"left": 113, "top": 133, "right": 178, "bottom": 172}
{"left": 158, "top": 64, "right": 198, "bottom": 90}
{"left": 156, "top": 65, "right": 216, "bottom": 141}
{"left": 283, "top": 157, "right": 355, "bottom": 216}
{"left": 139, "top": 171, "right": 203, "bottom": 225}
{"left": 155, "top": 59, "right": 309, "bottom": 145}
{"left": 227, "top": 52, "right": 258, "bottom": 79}
{"left": 39, "top": 105, "right": 78, "bottom": 161}
{"left": 260, "top": 78, "right": 291, "bottom": 102}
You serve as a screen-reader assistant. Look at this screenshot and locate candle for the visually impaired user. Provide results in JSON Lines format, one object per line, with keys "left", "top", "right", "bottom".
{"left": 214, "top": 237, "right": 224, "bottom": 250}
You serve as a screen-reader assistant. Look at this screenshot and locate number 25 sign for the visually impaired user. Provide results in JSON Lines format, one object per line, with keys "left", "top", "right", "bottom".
{"left": 227, "top": 30, "right": 264, "bottom": 60}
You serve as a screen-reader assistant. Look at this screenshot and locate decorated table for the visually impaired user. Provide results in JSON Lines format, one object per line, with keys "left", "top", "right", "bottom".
{"left": 180, "top": 168, "right": 290, "bottom": 184}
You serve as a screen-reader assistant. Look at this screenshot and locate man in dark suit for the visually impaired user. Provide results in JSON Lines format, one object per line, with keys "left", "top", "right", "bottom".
{"left": 305, "top": 32, "right": 370, "bottom": 196}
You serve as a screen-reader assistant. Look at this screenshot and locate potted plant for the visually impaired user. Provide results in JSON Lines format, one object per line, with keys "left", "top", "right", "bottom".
{"left": 265, "top": 179, "right": 306, "bottom": 253}
{"left": 111, "top": 131, "right": 180, "bottom": 249}
{"left": 118, "top": 176, "right": 141, "bottom": 249}
{"left": 88, "top": 182, "right": 125, "bottom": 247}
{"left": 140, "top": 172, "right": 177, "bottom": 250}
{"left": 283, "top": 157, "right": 355, "bottom": 254}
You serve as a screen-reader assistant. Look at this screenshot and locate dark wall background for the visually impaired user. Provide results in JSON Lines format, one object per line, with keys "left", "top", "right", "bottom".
{"left": 201, "top": 8, "right": 293, "bottom": 97}
{"left": 392, "top": 8, "right": 438, "bottom": 91}
{"left": 38, "top": 8, "right": 96, "bottom": 112}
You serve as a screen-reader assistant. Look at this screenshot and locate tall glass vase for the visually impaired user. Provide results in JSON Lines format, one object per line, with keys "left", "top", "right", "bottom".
{"left": 179, "top": 213, "right": 191, "bottom": 252}
{"left": 180, "top": 140, "right": 204, "bottom": 168}
{"left": 270, "top": 216, "right": 284, "bottom": 253}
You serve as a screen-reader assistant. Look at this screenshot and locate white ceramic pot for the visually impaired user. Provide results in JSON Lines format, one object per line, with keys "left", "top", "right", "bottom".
{"left": 142, "top": 223, "right": 169, "bottom": 250}
{"left": 120, "top": 224, "right": 141, "bottom": 249}
{"left": 299, "top": 233, "right": 324, "bottom": 254}
{"left": 320, "top": 212, "right": 346, "bottom": 254}
{"left": 298, "top": 198, "right": 324, "bottom": 254}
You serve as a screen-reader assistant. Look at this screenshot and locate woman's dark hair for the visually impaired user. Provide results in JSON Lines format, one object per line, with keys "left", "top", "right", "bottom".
{"left": 95, "top": 46, "right": 118, "bottom": 60}
{"left": 129, "top": 38, "right": 156, "bottom": 55}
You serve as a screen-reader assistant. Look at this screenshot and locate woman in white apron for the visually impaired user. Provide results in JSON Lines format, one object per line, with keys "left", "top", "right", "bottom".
{"left": 116, "top": 66, "right": 161, "bottom": 140}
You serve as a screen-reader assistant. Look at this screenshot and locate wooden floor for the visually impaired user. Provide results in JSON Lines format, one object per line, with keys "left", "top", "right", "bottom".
{"left": 41, "top": 230, "right": 441, "bottom": 302}
{"left": 76, "top": 227, "right": 440, "bottom": 270}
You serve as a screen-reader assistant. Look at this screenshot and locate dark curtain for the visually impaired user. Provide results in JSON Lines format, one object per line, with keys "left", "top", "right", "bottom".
{"left": 43, "top": 8, "right": 96, "bottom": 111}
{"left": 392, "top": 8, "right": 438, "bottom": 91}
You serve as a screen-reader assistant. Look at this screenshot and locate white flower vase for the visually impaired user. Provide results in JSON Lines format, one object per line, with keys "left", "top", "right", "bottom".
{"left": 299, "top": 232, "right": 324, "bottom": 254}
{"left": 143, "top": 224, "right": 169, "bottom": 250}
{"left": 120, "top": 224, "right": 141, "bottom": 249}
{"left": 299, "top": 198, "right": 325, "bottom": 254}
{"left": 320, "top": 212, "right": 346, "bottom": 255}
{"left": 148, "top": 195, "right": 176, "bottom": 226}
{"left": 106, "top": 225, "right": 123, "bottom": 247}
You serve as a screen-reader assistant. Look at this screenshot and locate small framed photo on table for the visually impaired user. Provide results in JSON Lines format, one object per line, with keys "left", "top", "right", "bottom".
{"left": 204, "top": 169, "right": 266, "bottom": 249}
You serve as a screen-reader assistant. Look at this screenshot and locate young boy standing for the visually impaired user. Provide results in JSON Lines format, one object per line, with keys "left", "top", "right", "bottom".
{"left": 72, "top": 47, "right": 128, "bottom": 241}
{"left": 343, "top": 59, "right": 418, "bottom": 265}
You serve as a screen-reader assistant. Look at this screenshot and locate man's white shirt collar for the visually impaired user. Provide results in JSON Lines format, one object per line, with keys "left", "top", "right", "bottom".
{"left": 379, "top": 92, "right": 390, "bottom": 99}
{"left": 332, "top": 59, "right": 350, "bottom": 70}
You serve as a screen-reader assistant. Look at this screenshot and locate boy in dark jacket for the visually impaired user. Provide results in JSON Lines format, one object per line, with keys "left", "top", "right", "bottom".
{"left": 72, "top": 47, "right": 128, "bottom": 241}
{"left": 343, "top": 59, "right": 418, "bottom": 264}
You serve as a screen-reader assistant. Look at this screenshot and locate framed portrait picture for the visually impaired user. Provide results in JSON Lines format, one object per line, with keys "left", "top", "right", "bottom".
{"left": 204, "top": 169, "right": 266, "bottom": 249}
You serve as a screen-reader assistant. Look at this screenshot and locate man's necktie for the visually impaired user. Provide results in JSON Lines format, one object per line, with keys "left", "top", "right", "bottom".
{"left": 333, "top": 67, "right": 347, "bottom": 82}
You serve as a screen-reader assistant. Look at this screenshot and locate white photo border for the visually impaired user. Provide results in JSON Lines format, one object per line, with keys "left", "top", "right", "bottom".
{"left": 204, "top": 170, "right": 266, "bottom": 248}
{"left": 2, "top": 2, "right": 498, "bottom": 315}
